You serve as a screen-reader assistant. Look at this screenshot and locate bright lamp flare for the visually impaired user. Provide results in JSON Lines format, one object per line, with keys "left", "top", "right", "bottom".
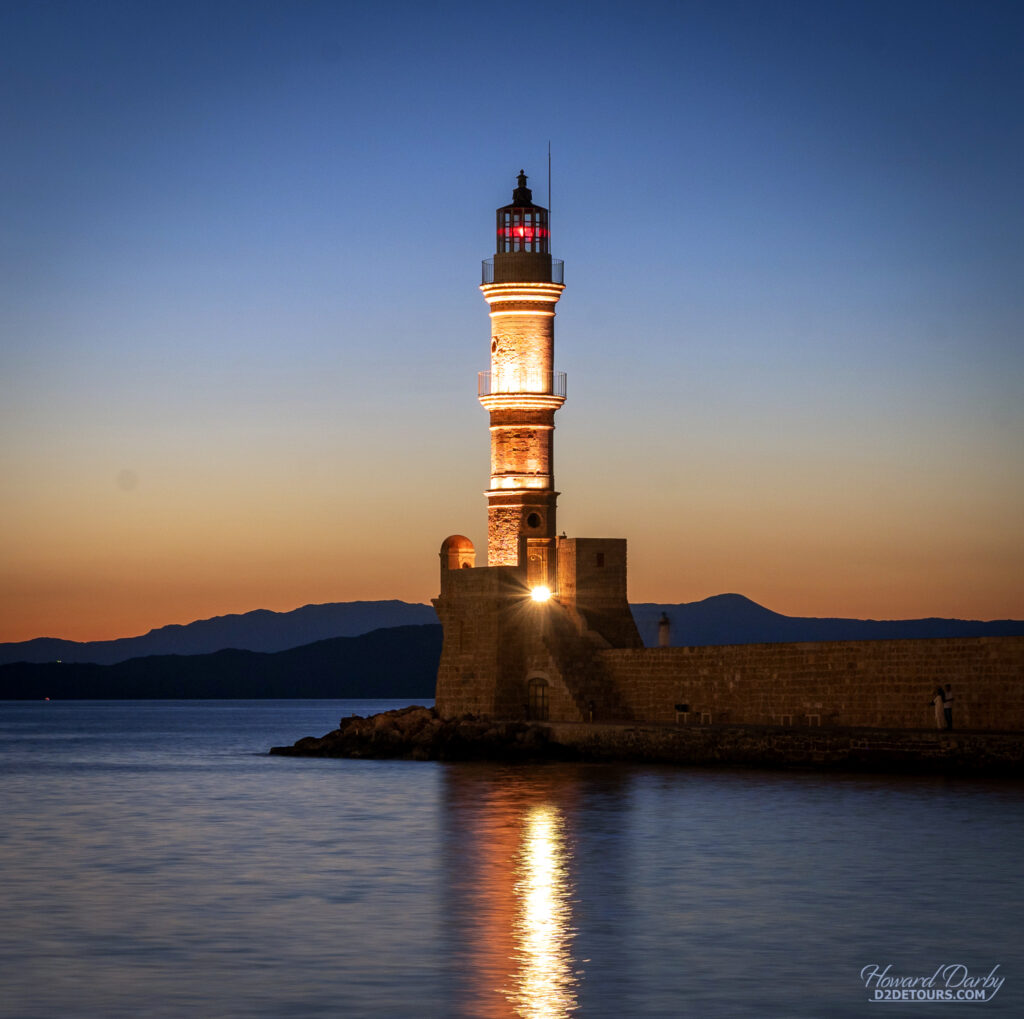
{"left": 530, "top": 585, "right": 552, "bottom": 603}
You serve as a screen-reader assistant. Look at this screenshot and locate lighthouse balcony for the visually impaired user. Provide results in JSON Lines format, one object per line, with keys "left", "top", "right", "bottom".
{"left": 478, "top": 370, "right": 567, "bottom": 410}
{"left": 478, "top": 370, "right": 566, "bottom": 398}
{"left": 482, "top": 256, "right": 564, "bottom": 285}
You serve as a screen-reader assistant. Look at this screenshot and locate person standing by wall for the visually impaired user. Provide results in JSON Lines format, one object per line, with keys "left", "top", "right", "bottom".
{"left": 944, "top": 684, "right": 954, "bottom": 730}
{"left": 932, "top": 687, "right": 945, "bottom": 730}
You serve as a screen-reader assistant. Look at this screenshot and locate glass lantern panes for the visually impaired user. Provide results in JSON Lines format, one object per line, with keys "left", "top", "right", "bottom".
{"left": 496, "top": 206, "right": 550, "bottom": 254}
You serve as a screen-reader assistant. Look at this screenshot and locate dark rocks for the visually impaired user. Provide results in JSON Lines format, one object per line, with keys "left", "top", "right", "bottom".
{"left": 269, "top": 705, "right": 575, "bottom": 762}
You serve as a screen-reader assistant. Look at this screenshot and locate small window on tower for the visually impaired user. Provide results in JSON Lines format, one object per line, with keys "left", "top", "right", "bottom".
{"left": 526, "top": 513, "right": 541, "bottom": 529}
{"left": 596, "top": 552, "right": 605, "bottom": 567}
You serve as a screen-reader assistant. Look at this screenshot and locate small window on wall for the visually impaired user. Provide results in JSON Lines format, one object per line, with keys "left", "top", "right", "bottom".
{"left": 527, "top": 513, "right": 541, "bottom": 529}
{"left": 596, "top": 552, "right": 605, "bottom": 567}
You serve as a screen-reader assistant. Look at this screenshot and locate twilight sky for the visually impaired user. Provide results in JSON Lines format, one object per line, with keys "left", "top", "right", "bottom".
{"left": 2, "top": 0, "right": 1022, "bottom": 642}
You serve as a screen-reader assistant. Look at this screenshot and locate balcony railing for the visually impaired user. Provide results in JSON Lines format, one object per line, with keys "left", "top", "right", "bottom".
{"left": 478, "top": 370, "right": 567, "bottom": 398}
{"left": 481, "top": 257, "right": 564, "bottom": 285}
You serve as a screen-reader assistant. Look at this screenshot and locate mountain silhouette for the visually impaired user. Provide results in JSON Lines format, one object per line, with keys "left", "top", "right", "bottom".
{"left": 0, "top": 625, "right": 442, "bottom": 700}
{"left": 630, "top": 593, "right": 1024, "bottom": 647}
{"left": 0, "top": 600, "right": 438, "bottom": 666}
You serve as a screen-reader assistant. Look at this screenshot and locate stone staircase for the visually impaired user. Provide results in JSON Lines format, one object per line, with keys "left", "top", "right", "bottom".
{"left": 543, "top": 605, "right": 633, "bottom": 723}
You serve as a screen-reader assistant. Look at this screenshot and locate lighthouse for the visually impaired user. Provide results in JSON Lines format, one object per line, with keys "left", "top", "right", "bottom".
{"left": 479, "top": 170, "right": 565, "bottom": 591}
{"left": 434, "top": 171, "right": 641, "bottom": 722}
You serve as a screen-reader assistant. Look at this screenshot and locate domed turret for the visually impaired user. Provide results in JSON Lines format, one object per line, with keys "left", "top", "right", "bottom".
{"left": 440, "top": 534, "right": 475, "bottom": 571}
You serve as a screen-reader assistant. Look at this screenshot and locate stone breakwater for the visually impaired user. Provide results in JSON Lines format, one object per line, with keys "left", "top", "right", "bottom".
{"left": 269, "top": 706, "right": 1024, "bottom": 776}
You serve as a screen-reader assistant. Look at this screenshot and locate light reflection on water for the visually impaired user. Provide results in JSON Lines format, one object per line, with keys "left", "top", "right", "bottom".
{"left": 508, "top": 804, "right": 577, "bottom": 1017}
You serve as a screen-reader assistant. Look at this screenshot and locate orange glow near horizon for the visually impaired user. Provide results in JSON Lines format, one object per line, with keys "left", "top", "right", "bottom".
{"left": 4, "top": 523, "right": 1023, "bottom": 643}
{"left": 4, "top": 527, "right": 1023, "bottom": 644}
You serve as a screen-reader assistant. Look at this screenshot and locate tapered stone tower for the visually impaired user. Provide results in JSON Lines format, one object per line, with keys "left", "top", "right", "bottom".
{"left": 434, "top": 171, "right": 641, "bottom": 722}
{"left": 479, "top": 171, "right": 565, "bottom": 590}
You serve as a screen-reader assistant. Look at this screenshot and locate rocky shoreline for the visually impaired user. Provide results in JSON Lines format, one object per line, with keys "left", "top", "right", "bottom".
{"left": 269, "top": 705, "right": 573, "bottom": 762}
{"left": 269, "top": 706, "right": 1024, "bottom": 776}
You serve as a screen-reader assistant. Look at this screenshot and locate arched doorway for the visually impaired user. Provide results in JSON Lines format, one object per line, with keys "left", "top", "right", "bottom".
{"left": 527, "top": 677, "right": 549, "bottom": 721}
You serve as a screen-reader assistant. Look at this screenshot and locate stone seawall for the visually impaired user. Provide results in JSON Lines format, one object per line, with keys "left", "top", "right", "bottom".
{"left": 269, "top": 707, "right": 1024, "bottom": 777}
{"left": 546, "top": 722, "right": 1024, "bottom": 776}
{"left": 602, "top": 636, "right": 1024, "bottom": 730}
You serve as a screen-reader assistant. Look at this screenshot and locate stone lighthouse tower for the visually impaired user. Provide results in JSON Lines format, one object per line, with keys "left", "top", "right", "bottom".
{"left": 433, "top": 171, "right": 641, "bottom": 722}
{"left": 479, "top": 170, "right": 565, "bottom": 590}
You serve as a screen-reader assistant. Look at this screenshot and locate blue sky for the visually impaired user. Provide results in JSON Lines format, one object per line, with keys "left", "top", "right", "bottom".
{"left": 2, "top": 0, "right": 1022, "bottom": 640}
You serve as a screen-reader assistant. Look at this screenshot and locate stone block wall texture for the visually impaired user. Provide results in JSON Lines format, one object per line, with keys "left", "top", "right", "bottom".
{"left": 434, "top": 564, "right": 583, "bottom": 722}
{"left": 486, "top": 492, "right": 557, "bottom": 567}
{"left": 556, "top": 538, "right": 642, "bottom": 650}
{"left": 601, "top": 637, "right": 1024, "bottom": 730}
{"left": 434, "top": 566, "right": 515, "bottom": 718}
{"left": 487, "top": 504, "right": 528, "bottom": 566}
{"left": 489, "top": 422, "right": 553, "bottom": 482}
{"left": 557, "top": 538, "right": 628, "bottom": 607}
{"left": 545, "top": 723, "right": 1024, "bottom": 775}
{"left": 490, "top": 309, "right": 554, "bottom": 380}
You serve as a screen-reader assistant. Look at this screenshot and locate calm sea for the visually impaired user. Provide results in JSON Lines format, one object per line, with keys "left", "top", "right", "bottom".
{"left": 0, "top": 700, "right": 1021, "bottom": 1018}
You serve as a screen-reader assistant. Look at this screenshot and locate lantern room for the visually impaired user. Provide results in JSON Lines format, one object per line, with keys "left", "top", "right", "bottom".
{"left": 496, "top": 171, "right": 549, "bottom": 254}
{"left": 485, "top": 170, "right": 563, "bottom": 286}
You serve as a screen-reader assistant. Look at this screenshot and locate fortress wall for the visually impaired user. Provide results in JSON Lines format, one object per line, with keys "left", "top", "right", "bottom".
{"left": 434, "top": 564, "right": 585, "bottom": 721}
{"left": 601, "top": 636, "right": 1024, "bottom": 730}
{"left": 434, "top": 566, "right": 519, "bottom": 718}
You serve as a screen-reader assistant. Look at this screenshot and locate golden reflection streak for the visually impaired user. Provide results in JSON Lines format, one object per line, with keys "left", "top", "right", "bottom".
{"left": 506, "top": 804, "right": 578, "bottom": 1018}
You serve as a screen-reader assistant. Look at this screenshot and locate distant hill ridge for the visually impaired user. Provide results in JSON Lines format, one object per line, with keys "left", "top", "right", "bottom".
{"left": 1, "top": 594, "right": 1021, "bottom": 668}
{"left": 0, "top": 625, "right": 442, "bottom": 701}
{"left": 0, "top": 600, "right": 439, "bottom": 666}
{"left": 630, "top": 594, "right": 1024, "bottom": 647}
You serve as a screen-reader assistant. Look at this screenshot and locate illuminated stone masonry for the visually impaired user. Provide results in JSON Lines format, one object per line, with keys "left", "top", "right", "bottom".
{"left": 472, "top": 173, "right": 567, "bottom": 580}
{"left": 434, "top": 171, "right": 642, "bottom": 721}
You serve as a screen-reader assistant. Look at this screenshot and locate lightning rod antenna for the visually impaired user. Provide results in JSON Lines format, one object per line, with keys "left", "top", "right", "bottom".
{"left": 548, "top": 141, "right": 552, "bottom": 229}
